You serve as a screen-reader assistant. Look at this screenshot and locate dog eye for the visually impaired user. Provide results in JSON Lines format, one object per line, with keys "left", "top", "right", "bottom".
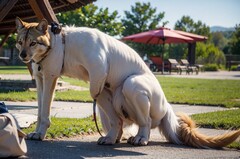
{"left": 30, "top": 42, "right": 37, "bottom": 47}
{"left": 18, "top": 41, "right": 22, "bottom": 45}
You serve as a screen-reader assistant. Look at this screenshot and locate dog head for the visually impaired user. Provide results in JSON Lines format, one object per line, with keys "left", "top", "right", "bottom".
{"left": 15, "top": 17, "right": 51, "bottom": 63}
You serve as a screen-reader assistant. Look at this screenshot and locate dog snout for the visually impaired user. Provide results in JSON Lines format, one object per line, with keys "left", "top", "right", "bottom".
{"left": 20, "top": 50, "right": 27, "bottom": 59}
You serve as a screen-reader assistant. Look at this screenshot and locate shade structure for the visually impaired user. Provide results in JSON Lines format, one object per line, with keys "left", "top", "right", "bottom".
{"left": 173, "top": 30, "right": 208, "bottom": 42}
{"left": 122, "top": 27, "right": 195, "bottom": 73}
{"left": 122, "top": 27, "right": 194, "bottom": 44}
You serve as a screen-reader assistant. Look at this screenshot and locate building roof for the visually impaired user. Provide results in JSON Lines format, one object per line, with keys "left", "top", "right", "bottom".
{"left": 0, "top": 0, "right": 96, "bottom": 36}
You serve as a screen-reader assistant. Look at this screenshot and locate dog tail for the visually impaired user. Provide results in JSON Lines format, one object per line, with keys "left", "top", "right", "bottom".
{"left": 177, "top": 112, "right": 240, "bottom": 148}
{"left": 159, "top": 103, "right": 240, "bottom": 148}
{"left": 158, "top": 103, "right": 182, "bottom": 144}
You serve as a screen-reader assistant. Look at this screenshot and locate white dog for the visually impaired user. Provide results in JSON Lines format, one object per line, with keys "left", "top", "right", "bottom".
{"left": 15, "top": 17, "right": 240, "bottom": 148}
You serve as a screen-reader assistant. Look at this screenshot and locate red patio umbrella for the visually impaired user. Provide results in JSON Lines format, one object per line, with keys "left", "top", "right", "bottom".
{"left": 122, "top": 27, "right": 194, "bottom": 44}
{"left": 122, "top": 27, "right": 194, "bottom": 73}
{"left": 173, "top": 30, "right": 208, "bottom": 42}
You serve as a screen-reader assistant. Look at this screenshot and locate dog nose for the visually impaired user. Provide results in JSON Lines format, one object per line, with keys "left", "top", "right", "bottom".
{"left": 20, "top": 50, "right": 27, "bottom": 58}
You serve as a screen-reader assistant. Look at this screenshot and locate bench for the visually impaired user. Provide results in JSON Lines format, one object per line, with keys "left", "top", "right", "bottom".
{"left": 225, "top": 55, "right": 240, "bottom": 71}
{"left": 167, "top": 59, "right": 187, "bottom": 74}
{"left": 0, "top": 57, "right": 10, "bottom": 65}
{"left": 180, "top": 59, "right": 199, "bottom": 75}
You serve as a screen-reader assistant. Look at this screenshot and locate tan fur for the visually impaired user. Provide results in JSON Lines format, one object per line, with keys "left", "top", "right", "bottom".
{"left": 177, "top": 113, "right": 240, "bottom": 148}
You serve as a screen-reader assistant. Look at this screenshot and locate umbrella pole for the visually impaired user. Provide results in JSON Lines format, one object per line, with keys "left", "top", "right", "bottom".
{"left": 161, "top": 43, "right": 165, "bottom": 74}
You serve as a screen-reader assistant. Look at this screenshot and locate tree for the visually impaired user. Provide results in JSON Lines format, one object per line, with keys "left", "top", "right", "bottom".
{"left": 57, "top": 4, "right": 124, "bottom": 36}
{"left": 122, "top": 2, "right": 167, "bottom": 36}
{"left": 175, "top": 16, "right": 195, "bottom": 33}
{"left": 121, "top": 2, "right": 168, "bottom": 56}
{"left": 229, "top": 24, "right": 240, "bottom": 55}
{"left": 211, "top": 32, "right": 228, "bottom": 51}
{"left": 174, "top": 16, "right": 210, "bottom": 38}
{"left": 173, "top": 16, "right": 212, "bottom": 62}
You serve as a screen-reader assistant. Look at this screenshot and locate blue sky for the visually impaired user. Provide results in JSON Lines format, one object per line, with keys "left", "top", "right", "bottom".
{"left": 94, "top": 0, "right": 240, "bottom": 29}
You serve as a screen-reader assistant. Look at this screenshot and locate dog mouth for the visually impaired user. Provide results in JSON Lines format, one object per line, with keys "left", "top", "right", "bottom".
{"left": 20, "top": 57, "right": 31, "bottom": 63}
{"left": 22, "top": 59, "right": 31, "bottom": 63}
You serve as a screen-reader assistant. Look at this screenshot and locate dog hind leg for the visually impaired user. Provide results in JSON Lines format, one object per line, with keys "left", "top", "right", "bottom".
{"left": 122, "top": 75, "right": 152, "bottom": 146}
{"left": 97, "top": 88, "right": 122, "bottom": 145}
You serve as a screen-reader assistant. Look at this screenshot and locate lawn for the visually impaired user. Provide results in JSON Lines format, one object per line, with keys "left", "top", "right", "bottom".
{"left": 192, "top": 109, "right": 240, "bottom": 129}
{"left": 0, "top": 66, "right": 29, "bottom": 74}
{"left": 1, "top": 75, "right": 239, "bottom": 108}
{"left": 22, "top": 116, "right": 99, "bottom": 138}
{"left": 191, "top": 109, "right": 240, "bottom": 150}
{"left": 157, "top": 76, "right": 240, "bottom": 108}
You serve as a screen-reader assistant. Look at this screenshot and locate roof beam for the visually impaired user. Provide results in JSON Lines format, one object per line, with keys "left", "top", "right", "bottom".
{"left": 28, "top": 0, "right": 59, "bottom": 23}
{"left": 0, "top": 0, "right": 18, "bottom": 22}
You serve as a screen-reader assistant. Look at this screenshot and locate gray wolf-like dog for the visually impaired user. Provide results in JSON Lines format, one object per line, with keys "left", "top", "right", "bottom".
{"left": 15, "top": 17, "right": 240, "bottom": 148}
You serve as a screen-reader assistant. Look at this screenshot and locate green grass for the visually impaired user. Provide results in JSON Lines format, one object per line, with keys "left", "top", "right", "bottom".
{"left": 1, "top": 75, "right": 240, "bottom": 108}
{"left": 0, "top": 66, "right": 29, "bottom": 74}
{"left": 191, "top": 109, "right": 240, "bottom": 149}
{"left": 157, "top": 76, "right": 240, "bottom": 108}
{"left": 191, "top": 109, "right": 240, "bottom": 129}
{"left": 22, "top": 116, "right": 100, "bottom": 138}
{"left": 60, "top": 76, "right": 89, "bottom": 88}
{"left": 55, "top": 90, "right": 92, "bottom": 102}
{"left": 0, "top": 90, "right": 92, "bottom": 102}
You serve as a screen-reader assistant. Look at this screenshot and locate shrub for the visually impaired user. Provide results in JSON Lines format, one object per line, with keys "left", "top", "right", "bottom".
{"left": 230, "top": 65, "right": 240, "bottom": 71}
{"left": 196, "top": 43, "right": 226, "bottom": 66}
{"left": 204, "top": 64, "right": 218, "bottom": 71}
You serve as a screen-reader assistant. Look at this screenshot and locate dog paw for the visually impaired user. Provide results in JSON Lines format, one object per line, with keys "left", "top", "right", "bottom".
{"left": 127, "top": 136, "right": 148, "bottom": 146}
{"left": 26, "top": 132, "right": 44, "bottom": 140}
{"left": 97, "top": 136, "right": 115, "bottom": 145}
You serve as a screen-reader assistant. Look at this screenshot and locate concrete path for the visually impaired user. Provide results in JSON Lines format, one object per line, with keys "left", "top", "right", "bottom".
{"left": 7, "top": 101, "right": 238, "bottom": 159}
{"left": 23, "top": 133, "right": 240, "bottom": 159}
{"left": 156, "top": 70, "right": 240, "bottom": 80}
{"left": 1, "top": 70, "right": 240, "bottom": 80}
{"left": 6, "top": 101, "right": 229, "bottom": 128}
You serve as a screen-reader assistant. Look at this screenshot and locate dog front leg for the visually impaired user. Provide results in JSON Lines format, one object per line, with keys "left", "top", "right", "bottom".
{"left": 97, "top": 89, "right": 122, "bottom": 145}
{"left": 27, "top": 76, "right": 58, "bottom": 140}
{"left": 35, "top": 75, "right": 43, "bottom": 132}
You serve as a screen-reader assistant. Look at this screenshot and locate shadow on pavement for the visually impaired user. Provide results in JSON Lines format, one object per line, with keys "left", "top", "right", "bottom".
{"left": 25, "top": 140, "right": 146, "bottom": 158}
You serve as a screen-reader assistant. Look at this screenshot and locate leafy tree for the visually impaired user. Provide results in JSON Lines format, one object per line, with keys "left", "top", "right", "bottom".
{"left": 174, "top": 16, "right": 214, "bottom": 63}
{"left": 229, "top": 24, "right": 240, "bottom": 55}
{"left": 57, "top": 4, "right": 124, "bottom": 36}
{"left": 121, "top": 2, "right": 168, "bottom": 57}
{"left": 122, "top": 2, "right": 167, "bottom": 36}
{"left": 175, "top": 16, "right": 195, "bottom": 33}
{"left": 174, "top": 16, "right": 210, "bottom": 38}
{"left": 211, "top": 32, "right": 228, "bottom": 51}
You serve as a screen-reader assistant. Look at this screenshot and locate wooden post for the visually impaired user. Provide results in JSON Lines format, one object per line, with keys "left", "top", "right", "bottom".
{"left": 0, "top": 0, "right": 18, "bottom": 22}
{"left": 188, "top": 42, "right": 196, "bottom": 65}
{"left": 28, "top": 0, "right": 59, "bottom": 23}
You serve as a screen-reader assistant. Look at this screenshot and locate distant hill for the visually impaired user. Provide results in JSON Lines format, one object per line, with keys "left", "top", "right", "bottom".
{"left": 210, "top": 26, "right": 234, "bottom": 32}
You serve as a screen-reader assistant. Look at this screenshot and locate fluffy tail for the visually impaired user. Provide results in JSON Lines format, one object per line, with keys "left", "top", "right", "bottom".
{"left": 160, "top": 104, "right": 240, "bottom": 148}
{"left": 177, "top": 113, "right": 240, "bottom": 148}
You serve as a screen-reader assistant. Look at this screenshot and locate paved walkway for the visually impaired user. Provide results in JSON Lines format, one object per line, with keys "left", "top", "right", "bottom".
{"left": 6, "top": 101, "right": 239, "bottom": 159}
{"left": 1, "top": 70, "right": 240, "bottom": 80}
{"left": 155, "top": 70, "right": 240, "bottom": 80}
{"left": 6, "top": 101, "right": 229, "bottom": 128}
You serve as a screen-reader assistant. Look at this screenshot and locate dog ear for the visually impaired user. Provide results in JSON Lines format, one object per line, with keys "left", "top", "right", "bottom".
{"left": 15, "top": 17, "right": 24, "bottom": 32}
{"left": 36, "top": 19, "right": 48, "bottom": 34}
